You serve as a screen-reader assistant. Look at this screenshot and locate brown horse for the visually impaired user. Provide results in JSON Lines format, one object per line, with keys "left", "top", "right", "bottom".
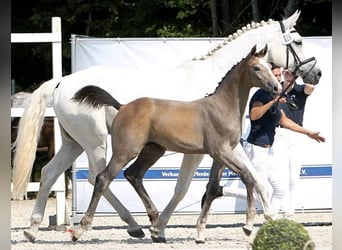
{"left": 11, "top": 93, "right": 72, "bottom": 199}
{"left": 70, "top": 45, "right": 282, "bottom": 242}
{"left": 12, "top": 117, "right": 54, "bottom": 162}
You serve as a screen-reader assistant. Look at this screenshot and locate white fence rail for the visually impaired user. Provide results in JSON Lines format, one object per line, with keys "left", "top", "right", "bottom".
{"left": 11, "top": 17, "right": 67, "bottom": 226}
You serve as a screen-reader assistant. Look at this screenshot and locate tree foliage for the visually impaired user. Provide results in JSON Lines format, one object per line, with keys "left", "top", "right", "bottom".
{"left": 11, "top": 0, "right": 331, "bottom": 91}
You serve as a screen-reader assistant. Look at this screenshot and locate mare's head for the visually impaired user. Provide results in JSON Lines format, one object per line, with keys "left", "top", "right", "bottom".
{"left": 245, "top": 45, "right": 282, "bottom": 96}
{"left": 267, "top": 10, "right": 321, "bottom": 84}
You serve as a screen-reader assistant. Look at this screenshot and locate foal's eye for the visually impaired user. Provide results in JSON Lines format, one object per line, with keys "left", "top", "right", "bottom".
{"left": 254, "top": 66, "right": 261, "bottom": 71}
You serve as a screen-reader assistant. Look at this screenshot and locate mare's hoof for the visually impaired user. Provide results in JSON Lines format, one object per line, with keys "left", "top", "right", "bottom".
{"left": 71, "top": 234, "right": 79, "bottom": 242}
{"left": 23, "top": 230, "right": 36, "bottom": 243}
{"left": 195, "top": 239, "right": 206, "bottom": 244}
{"left": 151, "top": 235, "right": 166, "bottom": 243}
{"left": 242, "top": 225, "right": 253, "bottom": 236}
{"left": 71, "top": 230, "right": 83, "bottom": 242}
{"left": 127, "top": 228, "right": 145, "bottom": 238}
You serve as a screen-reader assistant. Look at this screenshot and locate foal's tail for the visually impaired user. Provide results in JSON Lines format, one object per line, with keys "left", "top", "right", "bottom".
{"left": 72, "top": 85, "right": 122, "bottom": 110}
{"left": 11, "top": 78, "right": 61, "bottom": 200}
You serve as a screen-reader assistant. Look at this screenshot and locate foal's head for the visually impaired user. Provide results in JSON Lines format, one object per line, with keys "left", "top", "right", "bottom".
{"left": 245, "top": 45, "right": 282, "bottom": 96}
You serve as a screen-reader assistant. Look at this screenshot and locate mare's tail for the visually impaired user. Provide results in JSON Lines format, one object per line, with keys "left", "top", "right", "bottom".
{"left": 72, "top": 85, "right": 122, "bottom": 110}
{"left": 11, "top": 78, "right": 61, "bottom": 200}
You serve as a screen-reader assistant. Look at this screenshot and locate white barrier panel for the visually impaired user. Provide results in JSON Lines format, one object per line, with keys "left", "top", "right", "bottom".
{"left": 71, "top": 36, "right": 226, "bottom": 72}
{"left": 72, "top": 36, "right": 331, "bottom": 215}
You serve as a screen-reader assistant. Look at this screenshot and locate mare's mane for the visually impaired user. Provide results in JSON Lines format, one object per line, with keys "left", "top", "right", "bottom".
{"left": 192, "top": 19, "right": 274, "bottom": 61}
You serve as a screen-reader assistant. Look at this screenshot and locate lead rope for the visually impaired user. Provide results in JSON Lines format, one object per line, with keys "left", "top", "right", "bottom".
{"left": 278, "top": 74, "right": 298, "bottom": 99}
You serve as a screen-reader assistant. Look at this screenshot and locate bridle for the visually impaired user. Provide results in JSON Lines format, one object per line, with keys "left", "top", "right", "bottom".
{"left": 278, "top": 21, "right": 317, "bottom": 79}
{"left": 278, "top": 20, "right": 317, "bottom": 97}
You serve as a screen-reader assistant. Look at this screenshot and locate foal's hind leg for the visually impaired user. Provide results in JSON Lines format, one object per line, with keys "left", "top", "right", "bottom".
{"left": 24, "top": 132, "right": 83, "bottom": 243}
{"left": 85, "top": 144, "right": 145, "bottom": 239}
{"left": 72, "top": 154, "right": 131, "bottom": 242}
{"left": 124, "top": 143, "right": 166, "bottom": 233}
{"left": 196, "top": 159, "right": 224, "bottom": 244}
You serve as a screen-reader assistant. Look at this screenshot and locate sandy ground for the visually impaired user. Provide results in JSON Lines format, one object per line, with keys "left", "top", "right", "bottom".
{"left": 11, "top": 197, "right": 332, "bottom": 250}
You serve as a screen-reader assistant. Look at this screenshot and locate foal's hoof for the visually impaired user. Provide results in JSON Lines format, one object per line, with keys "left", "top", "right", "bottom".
{"left": 127, "top": 228, "right": 145, "bottom": 238}
{"left": 264, "top": 213, "right": 276, "bottom": 221}
{"left": 195, "top": 239, "right": 206, "bottom": 244}
{"left": 23, "top": 230, "right": 36, "bottom": 243}
{"left": 242, "top": 225, "right": 253, "bottom": 236}
{"left": 151, "top": 235, "right": 166, "bottom": 243}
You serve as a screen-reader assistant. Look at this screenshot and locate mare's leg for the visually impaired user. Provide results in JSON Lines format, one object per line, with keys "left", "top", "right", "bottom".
{"left": 150, "top": 154, "right": 204, "bottom": 242}
{"left": 196, "top": 160, "right": 224, "bottom": 244}
{"left": 124, "top": 143, "right": 166, "bottom": 227}
{"left": 24, "top": 128, "right": 83, "bottom": 243}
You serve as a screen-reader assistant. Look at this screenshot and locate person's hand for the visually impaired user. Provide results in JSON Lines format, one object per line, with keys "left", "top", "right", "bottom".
{"left": 307, "top": 131, "right": 326, "bottom": 143}
{"left": 271, "top": 95, "right": 286, "bottom": 104}
{"left": 278, "top": 96, "right": 287, "bottom": 103}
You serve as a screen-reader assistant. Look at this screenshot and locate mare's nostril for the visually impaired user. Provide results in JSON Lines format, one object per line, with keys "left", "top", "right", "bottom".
{"left": 317, "top": 69, "right": 322, "bottom": 78}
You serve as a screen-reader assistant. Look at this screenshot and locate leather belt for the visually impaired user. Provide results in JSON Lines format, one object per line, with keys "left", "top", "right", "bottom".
{"left": 260, "top": 144, "right": 271, "bottom": 148}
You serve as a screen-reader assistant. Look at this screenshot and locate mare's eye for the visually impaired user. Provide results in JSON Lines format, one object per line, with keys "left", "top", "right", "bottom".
{"left": 293, "top": 40, "right": 302, "bottom": 46}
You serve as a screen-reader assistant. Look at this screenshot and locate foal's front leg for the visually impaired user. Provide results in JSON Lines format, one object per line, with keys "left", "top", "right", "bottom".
{"left": 232, "top": 144, "right": 275, "bottom": 222}
{"left": 196, "top": 144, "right": 271, "bottom": 243}
{"left": 224, "top": 144, "right": 275, "bottom": 235}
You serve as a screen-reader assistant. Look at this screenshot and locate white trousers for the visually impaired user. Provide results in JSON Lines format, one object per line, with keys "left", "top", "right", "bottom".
{"left": 272, "top": 127, "right": 303, "bottom": 214}
{"left": 223, "top": 142, "right": 287, "bottom": 214}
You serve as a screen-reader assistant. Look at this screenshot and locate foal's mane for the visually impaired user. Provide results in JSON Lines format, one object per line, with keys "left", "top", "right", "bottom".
{"left": 205, "top": 53, "right": 252, "bottom": 97}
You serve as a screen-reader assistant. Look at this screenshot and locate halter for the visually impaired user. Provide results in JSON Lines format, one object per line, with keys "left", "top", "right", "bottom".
{"left": 278, "top": 21, "right": 317, "bottom": 79}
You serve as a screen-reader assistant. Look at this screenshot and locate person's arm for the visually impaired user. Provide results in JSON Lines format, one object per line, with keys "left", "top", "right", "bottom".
{"left": 249, "top": 96, "right": 285, "bottom": 121}
{"left": 249, "top": 99, "right": 276, "bottom": 121}
{"left": 279, "top": 110, "right": 325, "bottom": 142}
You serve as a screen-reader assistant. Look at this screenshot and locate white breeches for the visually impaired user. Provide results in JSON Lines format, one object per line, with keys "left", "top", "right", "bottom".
{"left": 273, "top": 127, "right": 303, "bottom": 214}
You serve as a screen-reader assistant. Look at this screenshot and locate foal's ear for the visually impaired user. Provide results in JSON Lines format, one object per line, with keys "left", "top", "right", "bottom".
{"left": 249, "top": 45, "right": 257, "bottom": 57}
{"left": 255, "top": 44, "right": 268, "bottom": 57}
